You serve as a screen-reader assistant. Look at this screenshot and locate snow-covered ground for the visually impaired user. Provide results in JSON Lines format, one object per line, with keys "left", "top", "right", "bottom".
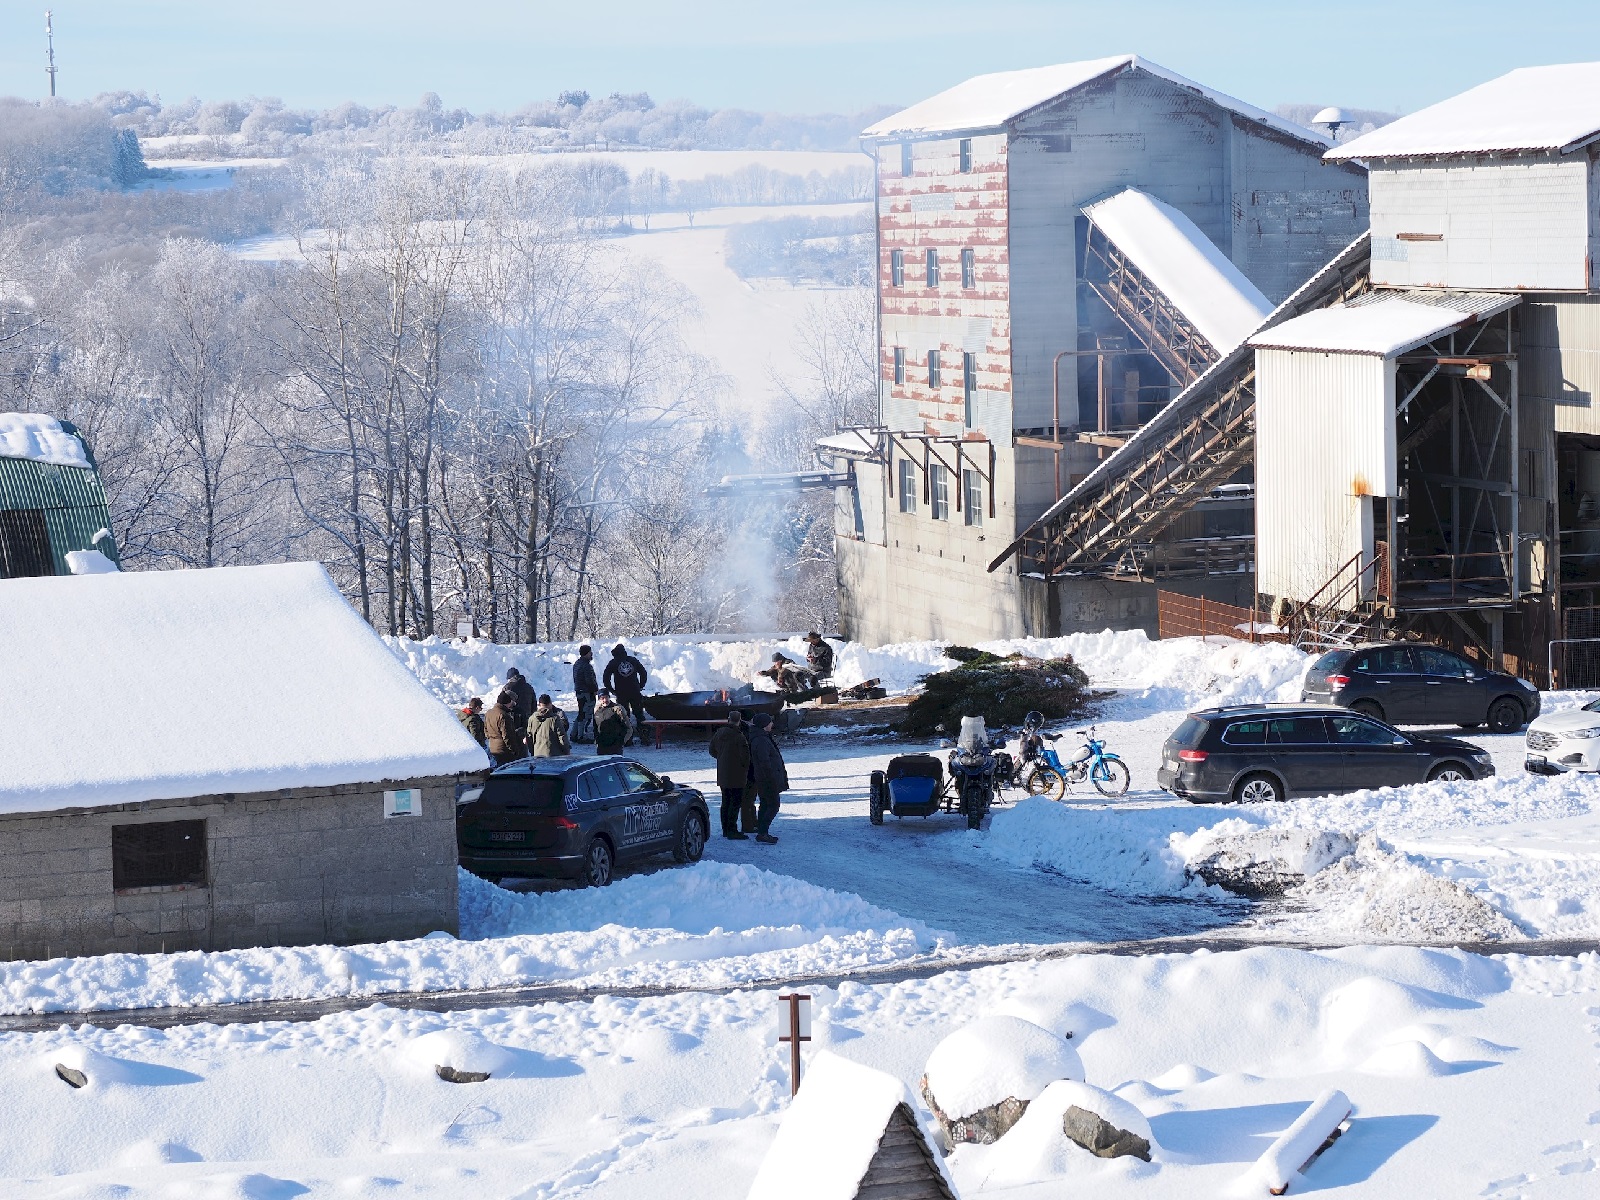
{"left": 5, "top": 626, "right": 1600, "bottom": 1195}
{"left": 2, "top": 944, "right": 1597, "bottom": 1196}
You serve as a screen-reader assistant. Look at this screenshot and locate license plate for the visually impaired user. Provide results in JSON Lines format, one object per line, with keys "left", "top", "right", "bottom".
{"left": 489, "top": 831, "right": 526, "bottom": 842}
{"left": 1527, "top": 755, "right": 1546, "bottom": 765}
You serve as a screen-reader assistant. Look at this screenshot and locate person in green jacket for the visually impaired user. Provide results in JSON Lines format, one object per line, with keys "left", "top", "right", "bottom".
{"left": 457, "top": 696, "right": 486, "bottom": 747}
{"left": 528, "top": 694, "right": 571, "bottom": 757}
{"left": 593, "top": 690, "right": 630, "bottom": 756}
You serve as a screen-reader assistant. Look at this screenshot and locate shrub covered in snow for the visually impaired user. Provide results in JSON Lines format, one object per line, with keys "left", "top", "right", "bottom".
{"left": 902, "top": 649, "right": 1098, "bottom": 735}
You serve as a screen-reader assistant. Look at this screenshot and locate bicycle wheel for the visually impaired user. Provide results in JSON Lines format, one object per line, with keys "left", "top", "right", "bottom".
{"left": 1024, "top": 768, "right": 1065, "bottom": 800}
{"left": 1091, "top": 758, "right": 1130, "bottom": 798}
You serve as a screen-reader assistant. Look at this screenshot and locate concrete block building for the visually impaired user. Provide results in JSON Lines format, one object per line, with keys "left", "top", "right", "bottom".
{"left": 0, "top": 561, "right": 489, "bottom": 960}
{"left": 830, "top": 55, "right": 1369, "bottom": 645}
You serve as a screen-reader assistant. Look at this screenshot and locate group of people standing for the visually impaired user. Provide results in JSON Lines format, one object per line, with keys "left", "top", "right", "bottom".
{"left": 458, "top": 668, "right": 574, "bottom": 766}
{"left": 707, "top": 710, "right": 789, "bottom": 844}
{"left": 456, "top": 640, "right": 796, "bottom": 844}
{"left": 455, "top": 642, "right": 657, "bottom": 766}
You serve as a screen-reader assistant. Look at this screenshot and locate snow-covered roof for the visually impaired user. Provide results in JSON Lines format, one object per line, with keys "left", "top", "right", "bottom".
{"left": 747, "top": 1051, "right": 957, "bottom": 1200}
{"left": 1249, "top": 292, "right": 1519, "bottom": 357}
{"left": 1327, "top": 63, "right": 1600, "bottom": 161}
{"left": 815, "top": 428, "right": 879, "bottom": 460}
{"left": 1083, "top": 188, "right": 1272, "bottom": 352}
{"left": 0, "top": 412, "right": 90, "bottom": 468}
{"left": 863, "top": 55, "right": 1329, "bottom": 149}
{"left": 0, "top": 562, "right": 489, "bottom": 815}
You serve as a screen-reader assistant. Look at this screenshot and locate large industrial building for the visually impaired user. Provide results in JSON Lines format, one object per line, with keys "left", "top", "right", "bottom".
{"left": 826, "top": 55, "right": 1369, "bottom": 646}
{"left": 829, "top": 56, "right": 1600, "bottom": 684}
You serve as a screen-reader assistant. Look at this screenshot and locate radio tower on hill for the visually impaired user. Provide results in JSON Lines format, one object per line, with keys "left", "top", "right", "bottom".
{"left": 45, "top": 10, "right": 58, "bottom": 98}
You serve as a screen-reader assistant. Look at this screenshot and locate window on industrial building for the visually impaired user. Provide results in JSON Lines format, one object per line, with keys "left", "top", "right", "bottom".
{"left": 0, "top": 509, "right": 53, "bottom": 578}
{"left": 898, "top": 459, "right": 917, "bottom": 513}
{"left": 962, "top": 352, "right": 977, "bottom": 426}
{"left": 927, "top": 349, "right": 941, "bottom": 388}
{"left": 963, "top": 469, "right": 983, "bottom": 526}
{"left": 930, "top": 464, "right": 950, "bottom": 520}
{"left": 961, "top": 248, "right": 975, "bottom": 289}
{"left": 112, "top": 819, "right": 208, "bottom": 891}
{"left": 959, "top": 139, "right": 972, "bottom": 172}
{"left": 893, "top": 346, "right": 905, "bottom": 385}
{"left": 925, "top": 248, "right": 939, "bottom": 288}
{"left": 890, "top": 248, "right": 904, "bottom": 287}
{"left": 901, "top": 143, "right": 913, "bottom": 176}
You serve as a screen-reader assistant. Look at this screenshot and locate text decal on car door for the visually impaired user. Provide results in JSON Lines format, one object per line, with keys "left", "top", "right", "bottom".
{"left": 623, "top": 800, "right": 670, "bottom": 844}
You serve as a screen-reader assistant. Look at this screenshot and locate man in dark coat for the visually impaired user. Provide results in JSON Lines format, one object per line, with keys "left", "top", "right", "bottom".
{"left": 457, "top": 696, "right": 486, "bottom": 747}
{"left": 528, "top": 694, "right": 571, "bottom": 757}
{"left": 708, "top": 710, "right": 752, "bottom": 840}
{"left": 484, "top": 690, "right": 526, "bottom": 765}
{"left": 804, "top": 632, "right": 835, "bottom": 680}
{"left": 572, "top": 645, "right": 598, "bottom": 742}
{"left": 747, "top": 712, "right": 790, "bottom": 844}
{"left": 603, "top": 644, "right": 650, "bottom": 738}
{"left": 593, "top": 690, "right": 630, "bottom": 756}
{"left": 505, "top": 667, "right": 536, "bottom": 729}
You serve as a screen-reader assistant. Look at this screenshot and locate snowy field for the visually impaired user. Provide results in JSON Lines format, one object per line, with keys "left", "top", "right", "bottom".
{"left": 4, "top": 627, "right": 1600, "bottom": 1195}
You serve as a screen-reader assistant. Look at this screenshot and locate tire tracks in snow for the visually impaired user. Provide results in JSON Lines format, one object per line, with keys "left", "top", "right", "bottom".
{"left": 3, "top": 934, "right": 1599, "bottom": 1034}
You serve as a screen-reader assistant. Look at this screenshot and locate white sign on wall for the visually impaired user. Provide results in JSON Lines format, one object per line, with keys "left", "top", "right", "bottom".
{"left": 384, "top": 788, "right": 420, "bottom": 818}
{"left": 456, "top": 620, "right": 474, "bottom": 639}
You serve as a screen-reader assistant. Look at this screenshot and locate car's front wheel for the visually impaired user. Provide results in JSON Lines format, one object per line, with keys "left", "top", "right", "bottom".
{"left": 581, "top": 837, "right": 614, "bottom": 887}
{"left": 1234, "top": 773, "right": 1282, "bottom": 804}
{"left": 1428, "top": 762, "right": 1472, "bottom": 783}
{"left": 673, "top": 810, "right": 707, "bottom": 863}
{"left": 1488, "top": 697, "right": 1525, "bottom": 734}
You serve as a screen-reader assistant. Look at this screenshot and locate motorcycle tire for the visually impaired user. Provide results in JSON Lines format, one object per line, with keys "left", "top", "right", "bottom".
{"left": 868, "top": 770, "right": 886, "bottom": 826}
{"left": 1024, "top": 768, "right": 1065, "bottom": 801}
{"left": 962, "top": 783, "right": 987, "bottom": 830}
{"left": 1092, "top": 758, "right": 1131, "bottom": 798}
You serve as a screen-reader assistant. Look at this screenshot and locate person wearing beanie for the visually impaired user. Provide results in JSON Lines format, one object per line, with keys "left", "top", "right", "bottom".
{"left": 708, "top": 710, "right": 752, "bottom": 839}
{"left": 746, "top": 711, "right": 789, "bottom": 844}
{"left": 484, "top": 689, "right": 526, "bottom": 765}
{"left": 602, "top": 643, "right": 650, "bottom": 740}
{"left": 572, "top": 645, "right": 598, "bottom": 742}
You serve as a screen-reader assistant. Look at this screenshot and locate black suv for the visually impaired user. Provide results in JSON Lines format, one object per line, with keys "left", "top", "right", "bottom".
{"left": 457, "top": 757, "right": 710, "bottom": 887}
{"left": 1301, "top": 642, "right": 1539, "bottom": 732}
{"left": 1157, "top": 704, "right": 1494, "bottom": 804}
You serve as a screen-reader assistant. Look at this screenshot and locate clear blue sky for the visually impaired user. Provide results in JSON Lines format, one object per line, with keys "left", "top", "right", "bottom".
{"left": 1, "top": 1, "right": 1596, "bottom": 117}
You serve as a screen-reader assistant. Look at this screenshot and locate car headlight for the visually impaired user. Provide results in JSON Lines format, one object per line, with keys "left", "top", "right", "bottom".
{"left": 1561, "top": 727, "right": 1600, "bottom": 740}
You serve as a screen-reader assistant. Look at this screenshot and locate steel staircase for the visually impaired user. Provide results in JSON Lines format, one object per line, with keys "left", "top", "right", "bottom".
{"left": 990, "top": 233, "right": 1372, "bottom": 578}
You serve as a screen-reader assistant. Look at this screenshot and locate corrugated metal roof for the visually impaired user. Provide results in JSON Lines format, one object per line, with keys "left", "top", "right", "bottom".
{"left": 1327, "top": 63, "right": 1600, "bottom": 161}
{"left": 1249, "top": 292, "right": 1519, "bottom": 357}
{"left": 862, "top": 55, "right": 1330, "bottom": 148}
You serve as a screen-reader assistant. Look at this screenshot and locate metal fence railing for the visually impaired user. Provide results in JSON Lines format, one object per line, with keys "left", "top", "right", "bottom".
{"left": 1156, "top": 591, "right": 1286, "bottom": 643}
{"left": 1549, "top": 638, "right": 1600, "bottom": 691}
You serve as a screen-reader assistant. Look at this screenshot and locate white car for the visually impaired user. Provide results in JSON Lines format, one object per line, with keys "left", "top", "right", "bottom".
{"left": 1525, "top": 699, "right": 1600, "bottom": 774}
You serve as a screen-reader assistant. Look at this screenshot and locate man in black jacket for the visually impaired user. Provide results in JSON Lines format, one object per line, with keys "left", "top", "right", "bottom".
{"left": 572, "top": 645, "right": 598, "bottom": 742}
{"left": 504, "top": 667, "right": 536, "bottom": 730}
{"left": 603, "top": 643, "right": 649, "bottom": 740}
{"left": 747, "top": 712, "right": 790, "bottom": 844}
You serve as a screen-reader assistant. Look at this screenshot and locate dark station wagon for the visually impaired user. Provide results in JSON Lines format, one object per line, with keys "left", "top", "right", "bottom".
{"left": 457, "top": 757, "right": 710, "bottom": 887}
{"left": 1157, "top": 703, "right": 1495, "bottom": 804}
{"left": 1301, "top": 642, "right": 1540, "bottom": 732}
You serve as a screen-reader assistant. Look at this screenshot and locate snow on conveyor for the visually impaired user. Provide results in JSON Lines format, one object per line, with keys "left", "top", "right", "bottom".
{"left": 1082, "top": 188, "right": 1271, "bottom": 352}
{"left": 1249, "top": 295, "right": 1514, "bottom": 358}
{"left": 0, "top": 562, "right": 489, "bottom": 813}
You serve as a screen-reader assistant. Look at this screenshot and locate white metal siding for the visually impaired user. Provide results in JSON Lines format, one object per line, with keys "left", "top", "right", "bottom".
{"left": 1523, "top": 294, "right": 1600, "bottom": 435}
{"left": 1370, "top": 158, "right": 1591, "bottom": 291}
{"left": 856, "top": 463, "right": 887, "bottom": 545}
{"left": 1256, "top": 349, "right": 1395, "bottom": 601}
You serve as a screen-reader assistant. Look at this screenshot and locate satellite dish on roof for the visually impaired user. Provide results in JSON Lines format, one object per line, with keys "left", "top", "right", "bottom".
{"left": 1312, "top": 106, "right": 1351, "bottom": 138}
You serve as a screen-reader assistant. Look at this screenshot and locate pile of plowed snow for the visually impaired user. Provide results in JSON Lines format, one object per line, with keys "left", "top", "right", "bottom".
{"left": 389, "top": 629, "right": 1310, "bottom": 716}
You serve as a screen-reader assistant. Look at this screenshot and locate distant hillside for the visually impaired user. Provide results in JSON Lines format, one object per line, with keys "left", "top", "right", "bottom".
{"left": 0, "top": 99, "right": 146, "bottom": 205}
